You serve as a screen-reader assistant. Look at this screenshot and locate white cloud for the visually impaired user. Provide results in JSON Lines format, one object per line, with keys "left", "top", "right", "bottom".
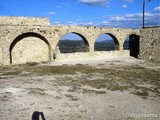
{"left": 68, "top": 21, "right": 78, "bottom": 26}
{"left": 133, "top": 13, "right": 156, "bottom": 19}
{"left": 102, "top": 21, "right": 108, "bottom": 24}
{"left": 154, "top": 6, "right": 160, "bottom": 11}
{"left": 101, "top": 21, "right": 110, "bottom": 26}
{"left": 125, "top": 12, "right": 155, "bottom": 18}
{"left": 45, "top": 12, "right": 56, "bottom": 15}
{"left": 53, "top": 21, "right": 61, "bottom": 26}
{"left": 122, "top": 4, "right": 128, "bottom": 8}
{"left": 102, "top": 12, "right": 160, "bottom": 28}
{"left": 59, "top": 11, "right": 159, "bottom": 28}
{"left": 78, "top": 22, "right": 93, "bottom": 26}
{"left": 74, "top": 21, "right": 96, "bottom": 26}
{"left": 109, "top": 12, "right": 157, "bottom": 22}
{"left": 80, "top": 0, "right": 108, "bottom": 5}
{"left": 86, "top": 22, "right": 94, "bottom": 25}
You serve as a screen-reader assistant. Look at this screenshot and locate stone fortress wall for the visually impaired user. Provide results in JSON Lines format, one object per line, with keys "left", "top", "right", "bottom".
{"left": 0, "top": 16, "right": 50, "bottom": 26}
{"left": 139, "top": 26, "right": 160, "bottom": 62}
{"left": 0, "top": 16, "right": 159, "bottom": 65}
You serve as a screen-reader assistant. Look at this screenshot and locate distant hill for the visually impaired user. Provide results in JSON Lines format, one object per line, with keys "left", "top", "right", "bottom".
{"left": 95, "top": 40, "right": 115, "bottom": 51}
{"left": 58, "top": 40, "right": 87, "bottom": 53}
{"left": 58, "top": 40, "right": 129, "bottom": 53}
{"left": 123, "top": 40, "right": 129, "bottom": 50}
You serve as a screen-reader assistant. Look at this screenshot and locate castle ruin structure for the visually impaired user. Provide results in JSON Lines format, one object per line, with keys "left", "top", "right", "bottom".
{"left": 139, "top": 26, "right": 160, "bottom": 62}
{"left": 0, "top": 16, "right": 159, "bottom": 65}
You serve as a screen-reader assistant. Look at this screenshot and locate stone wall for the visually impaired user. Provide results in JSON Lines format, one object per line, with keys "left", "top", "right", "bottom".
{"left": 0, "top": 16, "right": 50, "bottom": 26}
{"left": 0, "top": 47, "right": 2, "bottom": 65}
{"left": 56, "top": 50, "right": 129, "bottom": 62}
{"left": 0, "top": 25, "right": 55, "bottom": 65}
{"left": 52, "top": 26, "right": 139, "bottom": 52}
{"left": 11, "top": 37, "right": 50, "bottom": 64}
{"left": 0, "top": 16, "right": 140, "bottom": 65}
{"left": 139, "top": 26, "right": 160, "bottom": 62}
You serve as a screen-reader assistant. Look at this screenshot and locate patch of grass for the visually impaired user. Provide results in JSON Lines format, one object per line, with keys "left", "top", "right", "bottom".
{"left": 131, "top": 65, "right": 146, "bottom": 69}
{"left": 26, "top": 62, "right": 39, "bottom": 66}
{"left": 122, "top": 66, "right": 160, "bottom": 81}
{"left": 28, "top": 88, "right": 47, "bottom": 96}
{"left": 79, "top": 78, "right": 129, "bottom": 92}
{"left": 132, "top": 88, "right": 149, "bottom": 99}
{"left": 68, "top": 86, "right": 80, "bottom": 92}
{"left": 2, "top": 71, "right": 21, "bottom": 76}
{"left": 82, "top": 89, "right": 97, "bottom": 94}
{"left": 107, "top": 85, "right": 128, "bottom": 91}
{"left": 54, "top": 96, "right": 62, "bottom": 99}
{"left": 1, "top": 92, "right": 12, "bottom": 102}
{"left": 28, "top": 64, "right": 91, "bottom": 75}
{"left": 0, "top": 62, "right": 159, "bottom": 99}
{"left": 41, "top": 61, "right": 50, "bottom": 64}
{"left": 149, "top": 86, "right": 160, "bottom": 94}
{"left": 131, "top": 86, "right": 149, "bottom": 99}
{"left": 65, "top": 94, "right": 79, "bottom": 101}
{"left": 80, "top": 79, "right": 107, "bottom": 89}
{"left": 82, "top": 88, "right": 106, "bottom": 94}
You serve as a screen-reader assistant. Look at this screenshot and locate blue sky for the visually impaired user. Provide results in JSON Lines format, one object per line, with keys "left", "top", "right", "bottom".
{"left": 0, "top": 0, "right": 159, "bottom": 29}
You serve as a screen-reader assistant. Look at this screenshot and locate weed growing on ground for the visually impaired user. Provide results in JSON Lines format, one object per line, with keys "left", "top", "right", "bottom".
{"left": 0, "top": 63, "right": 159, "bottom": 98}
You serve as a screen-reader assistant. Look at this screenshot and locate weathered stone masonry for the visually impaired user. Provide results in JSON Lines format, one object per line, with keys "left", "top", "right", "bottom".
{"left": 0, "top": 17, "right": 54, "bottom": 65}
{"left": 139, "top": 26, "right": 160, "bottom": 62}
{"left": 1, "top": 16, "right": 159, "bottom": 65}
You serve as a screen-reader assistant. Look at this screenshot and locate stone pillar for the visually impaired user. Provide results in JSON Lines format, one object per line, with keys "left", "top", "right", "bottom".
{"left": 89, "top": 43, "right": 94, "bottom": 52}
{"left": 87, "top": 35, "right": 96, "bottom": 53}
{"left": 117, "top": 35, "right": 127, "bottom": 57}
{"left": 119, "top": 41, "right": 124, "bottom": 52}
{"left": 50, "top": 45, "right": 55, "bottom": 62}
{"left": 50, "top": 42, "right": 60, "bottom": 62}
{"left": 118, "top": 35, "right": 127, "bottom": 52}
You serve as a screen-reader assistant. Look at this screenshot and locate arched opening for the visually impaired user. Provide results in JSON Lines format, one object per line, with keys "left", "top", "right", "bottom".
{"left": 10, "top": 32, "right": 50, "bottom": 64}
{"left": 58, "top": 32, "right": 89, "bottom": 53}
{"left": 95, "top": 33, "right": 119, "bottom": 51}
{"left": 123, "top": 34, "right": 140, "bottom": 58}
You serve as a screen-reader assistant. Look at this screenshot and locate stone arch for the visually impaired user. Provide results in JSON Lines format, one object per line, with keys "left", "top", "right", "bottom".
{"left": 10, "top": 32, "right": 51, "bottom": 64}
{"left": 57, "top": 32, "right": 90, "bottom": 53}
{"left": 95, "top": 33, "right": 119, "bottom": 51}
{"left": 123, "top": 34, "right": 140, "bottom": 58}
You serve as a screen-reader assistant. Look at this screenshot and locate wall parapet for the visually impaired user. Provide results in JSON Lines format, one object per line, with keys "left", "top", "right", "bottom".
{"left": 0, "top": 16, "right": 50, "bottom": 26}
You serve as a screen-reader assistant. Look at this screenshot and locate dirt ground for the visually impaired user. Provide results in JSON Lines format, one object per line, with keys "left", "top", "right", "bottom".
{"left": 0, "top": 57, "right": 160, "bottom": 120}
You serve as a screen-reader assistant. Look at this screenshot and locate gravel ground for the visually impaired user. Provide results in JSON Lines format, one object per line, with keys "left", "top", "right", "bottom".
{"left": 0, "top": 57, "right": 160, "bottom": 120}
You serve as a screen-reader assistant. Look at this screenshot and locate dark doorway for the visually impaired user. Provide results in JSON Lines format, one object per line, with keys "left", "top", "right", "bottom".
{"left": 123, "top": 34, "right": 140, "bottom": 58}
